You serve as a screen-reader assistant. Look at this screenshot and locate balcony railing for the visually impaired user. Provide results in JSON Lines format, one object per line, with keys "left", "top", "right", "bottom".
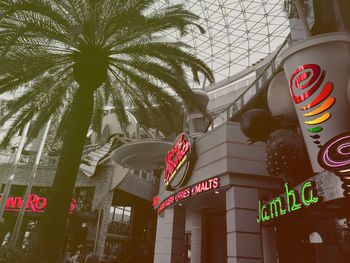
{"left": 206, "top": 34, "right": 292, "bottom": 131}
{"left": 208, "top": 76, "right": 256, "bottom": 100}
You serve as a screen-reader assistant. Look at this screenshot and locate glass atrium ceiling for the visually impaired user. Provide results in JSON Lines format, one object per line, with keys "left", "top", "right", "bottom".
{"left": 152, "top": 0, "right": 290, "bottom": 86}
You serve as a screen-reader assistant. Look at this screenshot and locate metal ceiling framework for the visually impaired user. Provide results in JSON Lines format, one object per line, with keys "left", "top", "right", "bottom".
{"left": 152, "top": 0, "right": 290, "bottom": 86}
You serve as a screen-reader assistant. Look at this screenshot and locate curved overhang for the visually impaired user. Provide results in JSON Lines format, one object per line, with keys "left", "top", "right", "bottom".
{"left": 111, "top": 139, "right": 173, "bottom": 170}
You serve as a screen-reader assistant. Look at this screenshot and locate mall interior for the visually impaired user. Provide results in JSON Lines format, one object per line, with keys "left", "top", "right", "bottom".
{"left": 1, "top": 0, "right": 350, "bottom": 262}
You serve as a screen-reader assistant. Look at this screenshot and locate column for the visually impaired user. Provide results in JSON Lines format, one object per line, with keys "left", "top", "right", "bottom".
{"left": 261, "top": 226, "right": 278, "bottom": 263}
{"left": 191, "top": 212, "right": 203, "bottom": 263}
{"left": 226, "top": 186, "right": 262, "bottom": 263}
{"left": 96, "top": 190, "right": 113, "bottom": 257}
{"left": 154, "top": 206, "right": 186, "bottom": 263}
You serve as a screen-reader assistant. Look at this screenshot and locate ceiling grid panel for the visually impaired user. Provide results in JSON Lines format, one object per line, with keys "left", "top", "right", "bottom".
{"left": 151, "top": 0, "right": 289, "bottom": 87}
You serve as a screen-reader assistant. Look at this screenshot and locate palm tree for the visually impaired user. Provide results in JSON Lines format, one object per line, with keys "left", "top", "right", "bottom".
{"left": 0, "top": 0, "right": 213, "bottom": 262}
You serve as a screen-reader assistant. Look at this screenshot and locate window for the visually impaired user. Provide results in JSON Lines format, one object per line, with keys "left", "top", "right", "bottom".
{"left": 108, "top": 206, "right": 132, "bottom": 236}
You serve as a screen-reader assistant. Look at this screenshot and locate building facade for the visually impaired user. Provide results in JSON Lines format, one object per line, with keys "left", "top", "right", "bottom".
{"left": 152, "top": 122, "right": 281, "bottom": 263}
{"left": 0, "top": 111, "right": 159, "bottom": 262}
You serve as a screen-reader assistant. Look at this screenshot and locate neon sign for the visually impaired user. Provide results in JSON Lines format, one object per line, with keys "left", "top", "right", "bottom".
{"left": 318, "top": 132, "right": 350, "bottom": 196}
{"left": 0, "top": 193, "right": 77, "bottom": 214}
{"left": 157, "top": 177, "right": 220, "bottom": 213}
{"left": 289, "top": 64, "right": 335, "bottom": 146}
{"left": 163, "top": 133, "right": 194, "bottom": 191}
{"left": 153, "top": 196, "right": 159, "bottom": 207}
{"left": 257, "top": 181, "right": 319, "bottom": 223}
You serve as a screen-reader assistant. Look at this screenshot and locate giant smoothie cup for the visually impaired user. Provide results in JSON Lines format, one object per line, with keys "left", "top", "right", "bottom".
{"left": 281, "top": 33, "right": 350, "bottom": 194}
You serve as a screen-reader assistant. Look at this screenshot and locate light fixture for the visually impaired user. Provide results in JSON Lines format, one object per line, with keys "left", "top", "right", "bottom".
{"left": 309, "top": 232, "right": 323, "bottom": 244}
{"left": 214, "top": 190, "right": 220, "bottom": 194}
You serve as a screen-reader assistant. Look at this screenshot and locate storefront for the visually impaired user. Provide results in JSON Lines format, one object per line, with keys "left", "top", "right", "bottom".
{"left": 151, "top": 120, "right": 350, "bottom": 263}
{"left": 147, "top": 4, "right": 350, "bottom": 260}
{"left": 0, "top": 171, "right": 101, "bottom": 253}
{"left": 102, "top": 188, "right": 156, "bottom": 262}
{"left": 152, "top": 122, "right": 281, "bottom": 263}
{"left": 0, "top": 107, "right": 163, "bottom": 261}
{"left": 0, "top": 154, "right": 158, "bottom": 261}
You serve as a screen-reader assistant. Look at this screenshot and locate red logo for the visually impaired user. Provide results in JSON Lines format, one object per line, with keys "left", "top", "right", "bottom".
{"left": 163, "top": 133, "right": 195, "bottom": 191}
{"left": 0, "top": 193, "right": 77, "bottom": 214}
{"left": 153, "top": 196, "right": 159, "bottom": 207}
{"left": 163, "top": 134, "right": 190, "bottom": 183}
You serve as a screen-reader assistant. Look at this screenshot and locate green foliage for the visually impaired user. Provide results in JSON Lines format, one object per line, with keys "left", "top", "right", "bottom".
{"left": 0, "top": 0, "right": 214, "bottom": 261}
{"left": 0, "top": 0, "right": 214, "bottom": 146}
{"left": 42, "top": 113, "right": 63, "bottom": 156}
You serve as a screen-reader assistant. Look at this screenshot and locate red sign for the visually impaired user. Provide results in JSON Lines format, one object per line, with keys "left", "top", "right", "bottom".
{"left": 153, "top": 196, "right": 159, "bottom": 207}
{"left": 157, "top": 177, "right": 220, "bottom": 213}
{"left": 164, "top": 133, "right": 193, "bottom": 191}
{"left": 0, "top": 193, "right": 77, "bottom": 214}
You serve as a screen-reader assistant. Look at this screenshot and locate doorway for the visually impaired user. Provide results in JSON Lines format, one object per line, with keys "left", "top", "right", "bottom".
{"left": 205, "top": 212, "right": 227, "bottom": 263}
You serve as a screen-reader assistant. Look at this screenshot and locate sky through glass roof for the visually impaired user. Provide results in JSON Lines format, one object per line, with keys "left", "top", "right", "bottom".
{"left": 152, "top": 0, "right": 290, "bottom": 86}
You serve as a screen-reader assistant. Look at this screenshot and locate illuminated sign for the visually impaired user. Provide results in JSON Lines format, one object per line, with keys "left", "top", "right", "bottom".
{"left": 157, "top": 177, "right": 220, "bottom": 213}
{"left": 153, "top": 196, "right": 159, "bottom": 207}
{"left": 163, "top": 133, "right": 194, "bottom": 191}
{"left": 0, "top": 193, "right": 77, "bottom": 214}
{"left": 257, "top": 181, "right": 319, "bottom": 223}
{"left": 318, "top": 132, "right": 350, "bottom": 197}
{"left": 289, "top": 64, "right": 334, "bottom": 144}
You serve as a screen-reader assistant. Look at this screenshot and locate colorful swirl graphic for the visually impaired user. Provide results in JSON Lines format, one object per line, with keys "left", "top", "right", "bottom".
{"left": 318, "top": 133, "right": 350, "bottom": 197}
{"left": 290, "top": 64, "right": 335, "bottom": 146}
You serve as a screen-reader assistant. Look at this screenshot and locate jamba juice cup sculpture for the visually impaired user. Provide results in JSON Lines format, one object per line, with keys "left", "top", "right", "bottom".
{"left": 282, "top": 33, "right": 350, "bottom": 196}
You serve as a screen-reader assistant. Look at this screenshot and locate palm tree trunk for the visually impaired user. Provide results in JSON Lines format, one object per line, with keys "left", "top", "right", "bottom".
{"left": 28, "top": 86, "right": 95, "bottom": 263}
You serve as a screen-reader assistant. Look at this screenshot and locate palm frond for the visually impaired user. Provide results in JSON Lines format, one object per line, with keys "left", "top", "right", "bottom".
{"left": 112, "top": 41, "right": 214, "bottom": 83}
{"left": 0, "top": 106, "right": 34, "bottom": 148}
{"left": 55, "top": 103, "right": 72, "bottom": 141}
{"left": 106, "top": 77, "right": 129, "bottom": 134}
{"left": 26, "top": 81, "right": 75, "bottom": 141}
{"left": 0, "top": 0, "right": 71, "bottom": 30}
{"left": 0, "top": 0, "right": 215, "bottom": 259}
{"left": 147, "top": 4, "right": 205, "bottom": 36}
{"left": 90, "top": 89, "right": 104, "bottom": 140}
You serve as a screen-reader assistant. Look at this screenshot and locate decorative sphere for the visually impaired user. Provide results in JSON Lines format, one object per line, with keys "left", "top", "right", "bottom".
{"left": 186, "top": 89, "right": 209, "bottom": 114}
{"left": 266, "top": 129, "right": 312, "bottom": 184}
{"left": 240, "top": 109, "right": 274, "bottom": 142}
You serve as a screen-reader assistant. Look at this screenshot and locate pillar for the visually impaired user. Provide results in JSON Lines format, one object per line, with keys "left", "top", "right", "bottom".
{"left": 261, "top": 226, "right": 278, "bottom": 263}
{"left": 226, "top": 186, "right": 262, "bottom": 263}
{"left": 95, "top": 190, "right": 113, "bottom": 257}
{"left": 154, "top": 206, "right": 186, "bottom": 263}
{"left": 185, "top": 90, "right": 209, "bottom": 138}
{"left": 190, "top": 212, "right": 203, "bottom": 263}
